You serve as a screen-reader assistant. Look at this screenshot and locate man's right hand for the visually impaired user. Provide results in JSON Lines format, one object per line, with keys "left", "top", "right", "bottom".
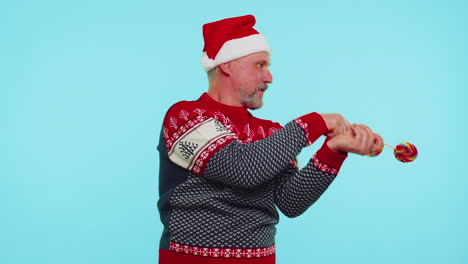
{"left": 326, "top": 123, "right": 383, "bottom": 155}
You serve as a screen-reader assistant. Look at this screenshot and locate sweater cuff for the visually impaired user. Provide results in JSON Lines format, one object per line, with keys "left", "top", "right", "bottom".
{"left": 312, "top": 138, "right": 348, "bottom": 175}
{"left": 294, "top": 112, "right": 328, "bottom": 146}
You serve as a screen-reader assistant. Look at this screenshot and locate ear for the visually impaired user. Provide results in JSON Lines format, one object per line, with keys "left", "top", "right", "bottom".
{"left": 218, "top": 61, "right": 233, "bottom": 77}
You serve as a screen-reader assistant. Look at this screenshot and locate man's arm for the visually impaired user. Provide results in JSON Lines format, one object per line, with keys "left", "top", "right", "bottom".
{"left": 163, "top": 103, "right": 329, "bottom": 189}
{"left": 273, "top": 124, "right": 384, "bottom": 218}
{"left": 274, "top": 140, "right": 347, "bottom": 218}
{"left": 203, "top": 121, "right": 310, "bottom": 188}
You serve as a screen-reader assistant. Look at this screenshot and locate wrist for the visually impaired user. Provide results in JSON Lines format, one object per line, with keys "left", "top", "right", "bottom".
{"left": 314, "top": 137, "right": 348, "bottom": 174}
{"left": 294, "top": 112, "right": 328, "bottom": 146}
{"left": 326, "top": 137, "right": 340, "bottom": 153}
{"left": 326, "top": 137, "right": 347, "bottom": 155}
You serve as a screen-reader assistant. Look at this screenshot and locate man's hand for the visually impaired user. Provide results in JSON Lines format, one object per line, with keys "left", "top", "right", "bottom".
{"left": 320, "top": 113, "right": 352, "bottom": 137}
{"left": 326, "top": 124, "right": 383, "bottom": 155}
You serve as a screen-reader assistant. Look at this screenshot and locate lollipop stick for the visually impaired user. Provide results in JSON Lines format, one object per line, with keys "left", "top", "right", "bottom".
{"left": 384, "top": 143, "right": 396, "bottom": 149}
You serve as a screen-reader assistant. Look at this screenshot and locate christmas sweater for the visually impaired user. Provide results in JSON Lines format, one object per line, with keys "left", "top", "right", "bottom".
{"left": 157, "top": 93, "right": 347, "bottom": 263}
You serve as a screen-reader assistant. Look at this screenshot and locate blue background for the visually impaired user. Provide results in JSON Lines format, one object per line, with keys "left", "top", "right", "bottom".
{"left": 2, "top": 0, "right": 467, "bottom": 263}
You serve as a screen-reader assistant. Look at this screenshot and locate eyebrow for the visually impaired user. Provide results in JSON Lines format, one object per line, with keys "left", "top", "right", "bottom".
{"left": 257, "top": 59, "right": 271, "bottom": 66}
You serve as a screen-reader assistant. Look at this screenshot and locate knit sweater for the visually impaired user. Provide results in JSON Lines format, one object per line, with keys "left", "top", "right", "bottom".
{"left": 157, "top": 93, "right": 347, "bottom": 263}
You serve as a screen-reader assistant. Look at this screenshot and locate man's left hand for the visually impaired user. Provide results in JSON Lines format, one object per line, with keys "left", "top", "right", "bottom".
{"left": 320, "top": 113, "right": 352, "bottom": 137}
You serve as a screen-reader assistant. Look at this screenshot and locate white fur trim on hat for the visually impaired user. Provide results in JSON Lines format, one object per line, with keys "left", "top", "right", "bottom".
{"left": 201, "top": 34, "right": 270, "bottom": 71}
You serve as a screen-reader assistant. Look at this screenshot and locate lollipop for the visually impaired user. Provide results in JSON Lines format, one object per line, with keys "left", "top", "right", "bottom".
{"left": 392, "top": 142, "right": 418, "bottom": 162}
{"left": 367, "top": 142, "right": 417, "bottom": 162}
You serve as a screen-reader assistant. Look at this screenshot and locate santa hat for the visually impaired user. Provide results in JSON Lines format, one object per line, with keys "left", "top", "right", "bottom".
{"left": 201, "top": 15, "right": 270, "bottom": 71}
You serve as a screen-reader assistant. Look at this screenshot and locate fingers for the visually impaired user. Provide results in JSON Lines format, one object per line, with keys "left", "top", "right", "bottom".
{"left": 341, "top": 119, "right": 352, "bottom": 135}
{"left": 372, "top": 133, "right": 384, "bottom": 153}
{"left": 320, "top": 114, "right": 378, "bottom": 155}
{"left": 361, "top": 125, "right": 375, "bottom": 154}
{"left": 352, "top": 124, "right": 377, "bottom": 155}
{"left": 322, "top": 113, "right": 352, "bottom": 137}
{"left": 330, "top": 121, "right": 381, "bottom": 156}
{"left": 352, "top": 124, "right": 364, "bottom": 154}
{"left": 344, "top": 120, "right": 352, "bottom": 132}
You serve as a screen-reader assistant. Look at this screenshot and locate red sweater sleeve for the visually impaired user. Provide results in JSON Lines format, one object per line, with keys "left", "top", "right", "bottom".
{"left": 294, "top": 112, "right": 328, "bottom": 146}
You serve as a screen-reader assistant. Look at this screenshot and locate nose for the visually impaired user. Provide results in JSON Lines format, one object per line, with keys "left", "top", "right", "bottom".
{"left": 263, "top": 68, "right": 273, "bottom": 84}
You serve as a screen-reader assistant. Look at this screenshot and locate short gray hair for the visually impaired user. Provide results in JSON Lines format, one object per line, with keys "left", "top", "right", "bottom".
{"left": 207, "top": 66, "right": 219, "bottom": 82}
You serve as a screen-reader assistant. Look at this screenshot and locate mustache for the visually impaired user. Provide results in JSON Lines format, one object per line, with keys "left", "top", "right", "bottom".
{"left": 257, "top": 84, "right": 268, "bottom": 92}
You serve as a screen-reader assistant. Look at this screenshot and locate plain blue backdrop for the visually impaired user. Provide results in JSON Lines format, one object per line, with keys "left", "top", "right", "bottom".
{"left": 1, "top": 0, "right": 467, "bottom": 263}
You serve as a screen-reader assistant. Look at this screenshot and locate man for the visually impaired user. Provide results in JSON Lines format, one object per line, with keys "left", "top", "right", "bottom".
{"left": 157, "top": 15, "right": 382, "bottom": 264}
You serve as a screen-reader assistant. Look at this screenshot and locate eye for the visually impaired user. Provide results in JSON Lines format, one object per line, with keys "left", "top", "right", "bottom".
{"left": 257, "top": 63, "right": 264, "bottom": 68}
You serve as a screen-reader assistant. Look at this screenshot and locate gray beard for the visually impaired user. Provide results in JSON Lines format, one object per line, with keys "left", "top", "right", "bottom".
{"left": 240, "top": 90, "right": 262, "bottom": 109}
{"left": 239, "top": 86, "right": 267, "bottom": 110}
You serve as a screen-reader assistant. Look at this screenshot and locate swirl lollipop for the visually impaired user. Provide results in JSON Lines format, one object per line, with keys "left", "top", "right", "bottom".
{"left": 392, "top": 142, "right": 418, "bottom": 162}
{"left": 367, "top": 142, "right": 417, "bottom": 163}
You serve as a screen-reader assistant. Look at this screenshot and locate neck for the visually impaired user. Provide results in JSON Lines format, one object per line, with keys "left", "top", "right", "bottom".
{"left": 207, "top": 78, "right": 244, "bottom": 108}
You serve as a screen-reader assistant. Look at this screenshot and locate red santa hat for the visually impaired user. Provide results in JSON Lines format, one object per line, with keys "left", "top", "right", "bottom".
{"left": 201, "top": 15, "right": 271, "bottom": 71}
